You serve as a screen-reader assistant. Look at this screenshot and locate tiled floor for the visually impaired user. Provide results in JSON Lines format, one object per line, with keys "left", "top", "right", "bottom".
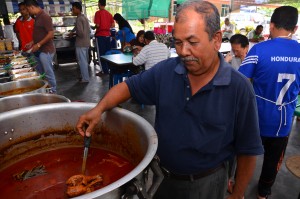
{"left": 55, "top": 62, "right": 300, "bottom": 199}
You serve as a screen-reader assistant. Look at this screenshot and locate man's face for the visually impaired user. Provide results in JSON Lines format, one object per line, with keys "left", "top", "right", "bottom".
{"left": 19, "top": 5, "right": 29, "bottom": 17}
{"left": 26, "top": 5, "right": 35, "bottom": 15}
{"left": 231, "top": 43, "right": 248, "bottom": 58}
{"left": 71, "top": 6, "right": 78, "bottom": 16}
{"left": 173, "top": 9, "right": 221, "bottom": 76}
{"left": 225, "top": 19, "right": 229, "bottom": 25}
{"left": 256, "top": 27, "right": 263, "bottom": 35}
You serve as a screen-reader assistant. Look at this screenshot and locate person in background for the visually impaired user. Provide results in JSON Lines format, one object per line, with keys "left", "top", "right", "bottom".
{"left": 247, "top": 25, "right": 264, "bottom": 43}
{"left": 94, "top": 0, "right": 114, "bottom": 76}
{"left": 24, "top": 0, "right": 57, "bottom": 94}
{"left": 70, "top": 2, "right": 90, "bottom": 83}
{"left": 14, "top": 2, "right": 34, "bottom": 52}
{"left": 113, "top": 13, "right": 135, "bottom": 51}
{"left": 238, "top": 6, "right": 300, "bottom": 199}
{"left": 76, "top": 1, "right": 263, "bottom": 199}
{"left": 221, "top": 18, "right": 234, "bottom": 41}
{"left": 132, "top": 31, "right": 169, "bottom": 70}
{"left": 3, "top": 16, "right": 19, "bottom": 50}
{"left": 129, "top": 30, "right": 145, "bottom": 56}
{"left": 225, "top": 34, "right": 249, "bottom": 70}
{"left": 0, "top": 20, "right": 4, "bottom": 39}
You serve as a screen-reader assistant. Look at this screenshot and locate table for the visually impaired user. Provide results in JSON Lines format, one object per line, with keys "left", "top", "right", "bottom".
{"left": 286, "top": 155, "right": 300, "bottom": 178}
{"left": 219, "top": 42, "right": 231, "bottom": 54}
{"left": 53, "top": 37, "right": 76, "bottom": 69}
{"left": 100, "top": 53, "right": 133, "bottom": 66}
{"left": 286, "top": 155, "right": 300, "bottom": 198}
{"left": 100, "top": 45, "right": 233, "bottom": 88}
{"left": 100, "top": 53, "right": 134, "bottom": 88}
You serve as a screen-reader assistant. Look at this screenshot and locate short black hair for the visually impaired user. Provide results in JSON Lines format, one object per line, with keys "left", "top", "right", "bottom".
{"left": 144, "top": 31, "right": 155, "bottom": 41}
{"left": 24, "top": 0, "right": 39, "bottom": 7}
{"left": 18, "top": 2, "right": 25, "bottom": 7}
{"left": 256, "top": 25, "right": 263, "bottom": 30}
{"left": 230, "top": 34, "right": 249, "bottom": 48}
{"left": 271, "top": 6, "right": 298, "bottom": 31}
{"left": 3, "top": 16, "right": 10, "bottom": 25}
{"left": 72, "top": 2, "right": 82, "bottom": 11}
{"left": 99, "top": 0, "right": 106, "bottom": 6}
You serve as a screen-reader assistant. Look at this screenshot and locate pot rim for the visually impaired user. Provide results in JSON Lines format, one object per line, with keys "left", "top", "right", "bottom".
{"left": 0, "top": 79, "right": 48, "bottom": 98}
{"left": 0, "top": 93, "right": 71, "bottom": 103}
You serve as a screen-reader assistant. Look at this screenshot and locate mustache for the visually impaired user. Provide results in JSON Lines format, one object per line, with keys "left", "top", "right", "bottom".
{"left": 181, "top": 57, "right": 199, "bottom": 62}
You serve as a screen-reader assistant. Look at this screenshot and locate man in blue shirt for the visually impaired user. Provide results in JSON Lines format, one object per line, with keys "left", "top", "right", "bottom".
{"left": 77, "top": 1, "right": 263, "bottom": 198}
{"left": 239, "top": 6, "right": 300, "bottom": 199}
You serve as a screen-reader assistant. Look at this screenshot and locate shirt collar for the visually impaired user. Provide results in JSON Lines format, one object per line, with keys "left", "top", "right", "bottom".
{"left": 20, "top": 16, "right": 33, "bottom": 22}
{"left": 149, "top": 40, "right": 158, "bottom": 45}
{"left": 174, "top": 52, "right": 231, "bottom": 86}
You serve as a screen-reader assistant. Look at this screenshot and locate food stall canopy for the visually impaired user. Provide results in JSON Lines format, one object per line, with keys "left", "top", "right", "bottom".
{"left": 122, "top": 0, "right": 171, "bottom": 20}
{"left": 176, "top": 0, "right": 186, "bottom": 4}
{"left": 150, "top": 0, "right": 170, "bottom": 18}
{"left": 5, "top": 0, "right": 81, "bottom": 14}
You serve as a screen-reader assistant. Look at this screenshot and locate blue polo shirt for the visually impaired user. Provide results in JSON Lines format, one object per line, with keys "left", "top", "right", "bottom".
{"left": 126, "top": 53, "right": 264, "bottom": 174}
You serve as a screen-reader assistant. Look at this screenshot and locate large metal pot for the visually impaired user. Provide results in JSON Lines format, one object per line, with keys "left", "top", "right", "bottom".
{"left": 0, "top": 93, "right": 71, "bottom": 113}
{"left": 0, "top": 103, "right": 160, "bottom": 199}
{"left": 0, "top": 79, "right": 48, "bottom": 98}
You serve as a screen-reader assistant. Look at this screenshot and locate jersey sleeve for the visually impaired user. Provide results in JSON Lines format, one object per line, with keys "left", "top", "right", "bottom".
{"left": 238, "top": 46, "right": 258, "bottom": 78}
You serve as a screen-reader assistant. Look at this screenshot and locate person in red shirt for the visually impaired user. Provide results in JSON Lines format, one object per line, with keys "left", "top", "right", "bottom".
{"left": 94, "top": 0, "right": 114, "bottom": 75}
{"left": 14, "top": 2, "right": 34, "bottom": 51}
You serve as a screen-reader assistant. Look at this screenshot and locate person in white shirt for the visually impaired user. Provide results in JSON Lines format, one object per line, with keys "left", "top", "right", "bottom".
{"left": 221, "top": 18, "right": 234, "bottom": 41}
{"left": 225, "top": 34, "right": 249, "bottom": 70}
{"left": 3, "top": 16, "right": 19, "bottom": 50}
{"left": 247, "top": 25, "right": 264, "bottom": 42}
{"left": 133, "top": 31, "right": 170, "bottom": 70}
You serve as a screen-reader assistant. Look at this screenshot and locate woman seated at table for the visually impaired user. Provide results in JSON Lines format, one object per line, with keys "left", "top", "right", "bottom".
{"left": 113, "top": 13, "right": 135, "bottom": 51}
{"left": 129, "top": 30, "right": 145, "bottom": 56}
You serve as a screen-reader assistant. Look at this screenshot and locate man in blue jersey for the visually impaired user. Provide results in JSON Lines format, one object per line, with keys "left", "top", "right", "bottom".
{"left": 239, "top": 6, "right": 300, "bottom": 199}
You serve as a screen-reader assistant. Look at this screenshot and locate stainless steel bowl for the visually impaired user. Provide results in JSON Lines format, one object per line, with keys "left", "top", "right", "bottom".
{"left": 0, "top": 79, "right": 48, "bottom": 98}
{"left": 0, "top": 103, "right": 159, "bottom": 199}
{"left": 0, "top": 93, "right": 71, "bottom": 113}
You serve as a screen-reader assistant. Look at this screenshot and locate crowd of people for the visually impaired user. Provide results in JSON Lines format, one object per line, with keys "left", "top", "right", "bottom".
{"left": 0, "top": 0, "right": 299, "bottom": 198}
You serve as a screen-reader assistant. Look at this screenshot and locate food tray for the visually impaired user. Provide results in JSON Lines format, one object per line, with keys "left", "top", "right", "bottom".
{"left": 0, "top": 69, "right": 8, "bottom": 77}
{"left": 9, "top": 67, "right": 34, "bottom": 75}
{"left": 11, "top": 59, "right": 28, "bottom": 65}
{"left": 10, "top": 64, "right": 31, "bottom": 69}
{"left": 11, "top": 72, "right": 39, "bottom": 81}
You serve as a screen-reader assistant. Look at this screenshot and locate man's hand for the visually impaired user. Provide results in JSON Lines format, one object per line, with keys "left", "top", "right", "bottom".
{"left": 225, "top": 52, "right": 233, "bottom": 63}
{"left": 31, "top": 43, "right": 40, "bottom": 53}
{"left": 76, "top": 107, "right": 102, "bottom": 137}
{"left": 24, "top": 41, "right": 33, "bottom": 50}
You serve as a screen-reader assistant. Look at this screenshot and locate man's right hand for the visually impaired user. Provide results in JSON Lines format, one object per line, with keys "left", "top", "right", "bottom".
{"left": 225, "top": 52, "right": 233, "bottom": 63}
{"left": 76, "top": 107, "right": 102, "bottom": 137}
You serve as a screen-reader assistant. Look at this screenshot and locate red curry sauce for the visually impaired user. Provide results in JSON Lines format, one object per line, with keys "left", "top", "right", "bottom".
{"left": 0, "top": 147, "right": 135, "bottom": 199}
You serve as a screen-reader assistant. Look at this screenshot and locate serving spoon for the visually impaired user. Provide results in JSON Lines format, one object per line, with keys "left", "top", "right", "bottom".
{"left": 81, "top": 133, "right": 91, "bottom": 175}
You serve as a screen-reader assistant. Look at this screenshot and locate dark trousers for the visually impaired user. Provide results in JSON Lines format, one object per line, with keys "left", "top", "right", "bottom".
{"left": 96, "top": 36, "right": 111, "bottom": 74}
{"left": 154, "top": 164, "right": 228, "bottom": 199}
{"left": 258, "top": 136, "right": 289, "bottom": 197}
